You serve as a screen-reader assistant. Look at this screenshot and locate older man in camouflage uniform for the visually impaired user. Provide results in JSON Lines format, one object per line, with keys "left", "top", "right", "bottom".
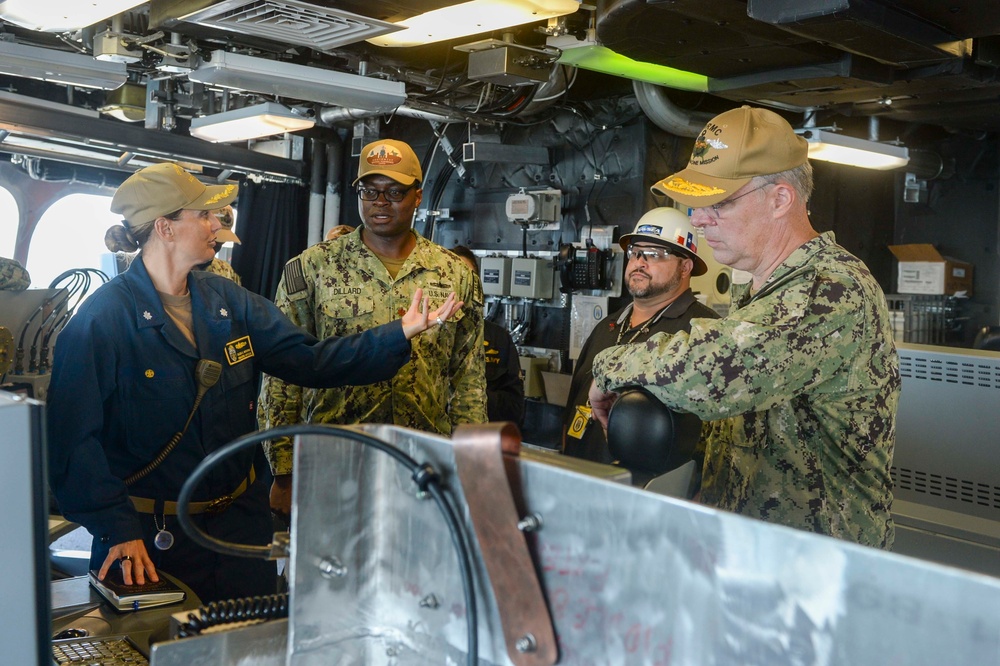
{"left": 1, "top": 256, "right": 30, "bottom": 290}
{"left": 589, "top": 106, "right": 900, "bottom": 549}
{"left": 259, "top": 138, "right": 486, "bottom": 515}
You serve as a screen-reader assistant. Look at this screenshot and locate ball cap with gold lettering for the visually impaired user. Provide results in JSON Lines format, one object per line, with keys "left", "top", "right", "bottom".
{"left": 652, "top": 106, "right": 808, "bottom": 207}
{"left": 111, "top": 163, "right": 238, "bottom": 227}
{"left": 353, "top": 139, "right": 422, "bottom": 187}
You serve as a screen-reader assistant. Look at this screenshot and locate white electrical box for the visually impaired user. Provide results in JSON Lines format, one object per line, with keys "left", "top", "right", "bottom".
{"left": 505, "top": 189, "right": 561, "bottom": 229}
{"left": 510, "top": 258, "right": 554, "bottom": 299}
{"left": 480, "top": 257, "right": 512, "bottom": 296}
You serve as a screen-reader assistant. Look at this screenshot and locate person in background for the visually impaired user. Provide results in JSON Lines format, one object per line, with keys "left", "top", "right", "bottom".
{"left": 325, "top": 224, "right": 354, "bottom": 241}
{"left": 200, "top": 204, "right": 241, "bottom": 285}
{"left": 563, "top": 208, "right": 717, "bottom": 466}
{"left": 451, "top": 245, "right": 525, "bottom": 426}
{"left": 258, "top": 138, "right": 486, "bottom": 519}
{"left": 0, "top": 256, "right": 30, "bottom": 290}
{"left": 46, "top": 162, "right": 461, "bottom": 603}
{"left": 588, "top": 106, "right": 900, "bottom": 549}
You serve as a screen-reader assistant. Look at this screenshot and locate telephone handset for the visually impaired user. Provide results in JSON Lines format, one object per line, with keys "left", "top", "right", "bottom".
{"left": 556, "top": 239, "right": 612, "bottom": 293}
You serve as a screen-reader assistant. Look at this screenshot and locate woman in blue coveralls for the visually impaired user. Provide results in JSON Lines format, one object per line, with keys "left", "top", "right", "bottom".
{"left": 46, "top": 163, "right": 461, "bottom": 603}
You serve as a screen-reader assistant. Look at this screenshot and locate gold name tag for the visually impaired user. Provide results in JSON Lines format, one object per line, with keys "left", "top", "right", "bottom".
{"left": 224, "top": 335, "right": 254, "bottom": 365}
{"left": 566, "top": 405, "right": 592, "bottom": 440}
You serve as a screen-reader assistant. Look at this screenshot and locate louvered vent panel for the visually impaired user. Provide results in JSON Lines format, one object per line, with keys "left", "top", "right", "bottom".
{"left": 186, "top": 0, "right": 398, "bottom": 51}
{"left": 898, "top": 352, "right": 1000, "bottom": 389}
{"left": 891, "top": 466, "right": 1000, "bottom": 509}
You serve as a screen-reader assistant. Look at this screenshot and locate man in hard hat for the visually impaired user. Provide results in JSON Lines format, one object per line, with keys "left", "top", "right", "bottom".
{"left": 589, "top": 106, "right": 900, "bottom": 549}
{"left": 563, "top": 207, "right": 717, "bottom": 478}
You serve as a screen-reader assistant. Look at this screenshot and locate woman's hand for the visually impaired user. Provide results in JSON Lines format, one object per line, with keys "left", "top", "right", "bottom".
{"left": 401, "top": 288, "right": 464, "bottom": 340}
{"left": 98, "top": 538, "right": 159, "bottom": 586}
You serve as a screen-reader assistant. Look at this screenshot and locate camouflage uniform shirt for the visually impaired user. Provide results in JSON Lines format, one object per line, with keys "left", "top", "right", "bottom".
{"left": 592, "top": 232, "right": 900, "bottom": 549}
{"left": 259, "top": 228, "right": 487, "bottom": 475}
{"left": 0, "top": 257, "right": 30, "bottom": 291}
{"left": 202, "top": 257, "right": 241, "bottom": 285}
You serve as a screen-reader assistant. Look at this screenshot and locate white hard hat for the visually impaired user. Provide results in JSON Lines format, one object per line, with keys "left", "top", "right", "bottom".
{"left": 618, "top": 207, "right": 707, "bottom": 276}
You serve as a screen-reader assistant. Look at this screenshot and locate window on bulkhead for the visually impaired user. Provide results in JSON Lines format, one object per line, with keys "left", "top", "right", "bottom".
{"left": 0, "top": 187, "right": 17, "bottom": 259}
{"left": 26, "top": 194, "right": 119, "bottom": 288}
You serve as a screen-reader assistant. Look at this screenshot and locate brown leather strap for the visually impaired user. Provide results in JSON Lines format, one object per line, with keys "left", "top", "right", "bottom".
{"left": 452, "top": 423, "right": 557, "bottom": 666}
{"left": 130, "top": 466, "right": 256, "bottom": 515}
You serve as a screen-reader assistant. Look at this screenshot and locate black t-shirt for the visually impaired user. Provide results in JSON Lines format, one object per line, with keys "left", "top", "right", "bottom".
{"left": 562, "top": 289, "right": 719, "bottom": 464}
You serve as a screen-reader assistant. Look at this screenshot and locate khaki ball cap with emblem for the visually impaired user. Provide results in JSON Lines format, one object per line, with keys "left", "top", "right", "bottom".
{"left": 619, "top": 207, "right": 708, "bottom": 276}
{"left": 652, "top": 105, "right": 808, "bottom": 208}
{"left": 353, "top": 139, "right": 422, "bottom": 187}
{"left": 111, "top": 163, "right": 238, "bottom": 227}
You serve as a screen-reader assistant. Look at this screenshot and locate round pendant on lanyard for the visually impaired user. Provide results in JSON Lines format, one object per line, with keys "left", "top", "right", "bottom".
{"left": 154, "top": 514, "right": 174, "bottom": 550}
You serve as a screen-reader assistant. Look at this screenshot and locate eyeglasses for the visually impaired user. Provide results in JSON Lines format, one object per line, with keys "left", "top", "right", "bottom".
{"left": 698, "top": 182, "right": 773, "bottom": 219}
{"left": 626, "top": 245, "right": 681, "bottom": 263}
{"left": 357, "top": 184, "right": 414, "bottom": 202}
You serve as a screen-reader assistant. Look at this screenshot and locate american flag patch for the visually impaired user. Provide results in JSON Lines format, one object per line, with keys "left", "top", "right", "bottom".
{"left": 284, "top": 258, "right": 307, "bottom": 294}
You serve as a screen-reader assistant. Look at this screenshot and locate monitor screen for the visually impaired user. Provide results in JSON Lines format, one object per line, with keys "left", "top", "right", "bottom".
{"left": 0, "top": 390, "right": 51, "bottom": 665}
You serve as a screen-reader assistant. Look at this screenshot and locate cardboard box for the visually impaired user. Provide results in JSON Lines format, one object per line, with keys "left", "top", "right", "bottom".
{"left": 888, "top": 244, "right": 973, "bottom": 296}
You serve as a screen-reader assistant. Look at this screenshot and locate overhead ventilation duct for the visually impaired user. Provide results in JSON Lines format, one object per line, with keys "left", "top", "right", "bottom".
{"left": 188, "top": 50, "right": 406, "bottom": 111}
{"left": 632, "top": 81, "right": 714, "bottom": 138}
{"left": 0, "top": 41, "right": 127, "bottom": 90}
{"left": 747, "top": 0, "right": 969, "bottom": 67}
{"left": 0, "top": 0, "right": 145, "bottom": 32}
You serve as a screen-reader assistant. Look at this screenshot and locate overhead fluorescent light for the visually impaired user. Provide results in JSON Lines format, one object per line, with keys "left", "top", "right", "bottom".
{"left": 189, "top": 50, "right": 406, "bottom": 111}
{"left": 368, "top": 0, "right": 580, "bottom": 48}
{"left": 190, "top": 102, "right": 316, "bottom": 143}
{"left": 0, "top": 41, "right": 127, "bottom": 90}
{"left": 798, "top": 129, "right": 909, "bottom": 170}
{"left": 0, "top": 0, "right": 145, "bottom": 32}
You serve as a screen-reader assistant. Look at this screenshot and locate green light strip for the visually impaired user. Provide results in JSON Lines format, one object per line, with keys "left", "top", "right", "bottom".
{"left": 557, "top": 45, "right": 709, "bottom": 93}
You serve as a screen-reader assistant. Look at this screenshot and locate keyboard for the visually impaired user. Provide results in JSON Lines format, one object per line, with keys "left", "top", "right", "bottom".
{"left": 52, "top": 634, "right": 149, "bottom": 665}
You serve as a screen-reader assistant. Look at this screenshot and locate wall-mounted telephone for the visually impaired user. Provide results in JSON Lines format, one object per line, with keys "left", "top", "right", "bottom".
{"left": 556, "top": 240, "right": 612, "bottom": 293}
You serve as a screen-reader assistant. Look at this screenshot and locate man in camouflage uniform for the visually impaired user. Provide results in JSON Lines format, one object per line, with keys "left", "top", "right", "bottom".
{"left": 259, "top": 138, "right": 486, "bottom": 515}
{"left": 0, "top": 256, "right": 30, "bottom": 290}
{"left": 589, "top": 106, "right": 900, "bottom": 549}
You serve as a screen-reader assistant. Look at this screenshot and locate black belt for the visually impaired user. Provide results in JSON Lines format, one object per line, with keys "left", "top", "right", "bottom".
{"left": 130, "top": 466, "right": 256, "bottom": 515}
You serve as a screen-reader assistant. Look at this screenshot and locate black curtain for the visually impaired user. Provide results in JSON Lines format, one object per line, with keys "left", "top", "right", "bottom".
{"left": 232, "top": 179, "right": 310, "bottom": 300}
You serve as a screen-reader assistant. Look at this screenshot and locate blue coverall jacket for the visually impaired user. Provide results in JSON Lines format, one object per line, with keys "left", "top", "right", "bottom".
{"left": 46, "top": 256, "right": 411, "bottom": 600}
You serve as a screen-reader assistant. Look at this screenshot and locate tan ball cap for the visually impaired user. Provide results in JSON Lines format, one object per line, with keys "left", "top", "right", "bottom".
{"left": 111, "top": 163, "right": 238, "bottom": 226}
{"left": 652, "top": 106, "right": 808, "bottom": 207}
{"left": 353, "top": 139, "right": 422, "bottom": 187}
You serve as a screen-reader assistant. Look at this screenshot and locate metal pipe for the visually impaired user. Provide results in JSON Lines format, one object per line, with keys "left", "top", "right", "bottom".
{"left": 324, "top": 134, "right": 344, "bottom": 236}
{"left": 632, "top": 81, "right": 714, "bottom": 137}
{"left": 307, "top": 139, "right": 326, "bottom": 246}
{"left": 319, "top": 105, "right": 456, "bottom": 126}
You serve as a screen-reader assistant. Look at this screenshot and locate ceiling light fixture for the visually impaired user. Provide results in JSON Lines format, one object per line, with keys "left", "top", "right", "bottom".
{"left": 189, "top": 50, "right": 406, "bottom": 111}
{"left": 797, "top": 129, "right": 909, "bottom": 170}
{"left": 190, "top": 102, "right": 316, "bottom": 143}
{"left": 0, "top": 41, "right": 127, "bottom": 90}
{"left": 368, "top": 0, "right": 581, "bottom": 48}
{"left": 0, "top": 0, "right": 145, "bottom": 32}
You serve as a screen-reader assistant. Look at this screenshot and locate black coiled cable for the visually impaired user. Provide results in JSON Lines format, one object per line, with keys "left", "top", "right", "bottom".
{"left": 175, "top": 592, "right": 290, "bottom": 638}
{"left": 176, "top": 424, "right": 479, "bottom": 666}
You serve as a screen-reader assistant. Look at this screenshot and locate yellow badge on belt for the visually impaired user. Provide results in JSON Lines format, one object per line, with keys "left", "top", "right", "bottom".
{"left": 224, "top": 335, "right": 254, "bottom": 366}
{"left": 567, "top": 404, "right": 592, "bottom": 440}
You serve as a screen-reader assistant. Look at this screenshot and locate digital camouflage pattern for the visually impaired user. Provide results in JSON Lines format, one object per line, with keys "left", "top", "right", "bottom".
{"left": 259, "top": 228, "right": 486, "bottom": 475}
{"left": 0, "top": 256, "right": 30, "bottom": 291}
{"left": 593, "top": 232, "right": 900, "bottom": 549}
{"left": 203, "top": 257, "right": 241, "bottom": 285}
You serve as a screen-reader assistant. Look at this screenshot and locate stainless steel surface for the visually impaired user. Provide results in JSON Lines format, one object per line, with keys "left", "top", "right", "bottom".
{"left": 149, "top": 618, "right": 288, "bottom": 666}
{"left": 286, "top": 424, "right": 1000, "bottom": 665}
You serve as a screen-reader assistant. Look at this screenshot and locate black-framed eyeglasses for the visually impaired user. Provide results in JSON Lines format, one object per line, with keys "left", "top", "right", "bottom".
{"left": 626, "top": 245, "right": 682, "bottom": 263}
{"left": 700, "top": 182, "right": 773, "bottom": 219}
{"left": 356, "top": 184, "right": 414, "bottom": 203}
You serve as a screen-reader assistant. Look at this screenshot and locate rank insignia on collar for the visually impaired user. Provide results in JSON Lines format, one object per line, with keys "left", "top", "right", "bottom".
{"left": 220, "top": 308, "right": 229, "bottom": 317}
{"left": 143, "top": 311, "right": 152, "bottom": 320}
